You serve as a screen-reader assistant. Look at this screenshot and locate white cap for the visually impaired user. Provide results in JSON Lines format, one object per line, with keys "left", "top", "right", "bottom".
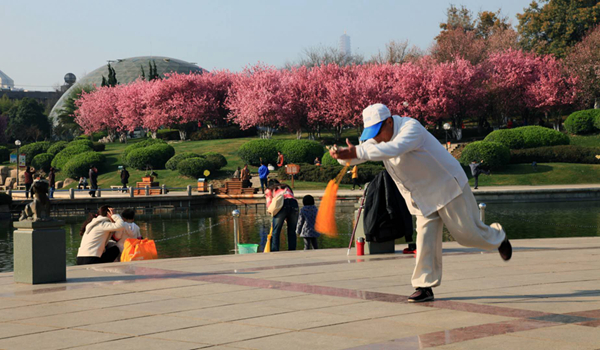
{"left": 363, "top": 104, "right": 391, "bottom": 128}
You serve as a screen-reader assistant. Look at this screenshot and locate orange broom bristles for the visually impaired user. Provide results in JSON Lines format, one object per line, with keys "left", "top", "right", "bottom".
{"left": 315, "top": 163, "right": 349, "bottom": 237}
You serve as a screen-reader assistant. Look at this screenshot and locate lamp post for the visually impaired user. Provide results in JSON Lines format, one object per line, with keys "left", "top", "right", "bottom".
{"left": 15, "top": 140, "right": 21, "bottom": 187}
{"left": 443, "top": 123, "right": 451, "bottom": 150}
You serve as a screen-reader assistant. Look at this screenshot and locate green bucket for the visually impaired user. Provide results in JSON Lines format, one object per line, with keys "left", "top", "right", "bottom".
{"left": 237, "top": 243, "right": 259, "bottom": 254}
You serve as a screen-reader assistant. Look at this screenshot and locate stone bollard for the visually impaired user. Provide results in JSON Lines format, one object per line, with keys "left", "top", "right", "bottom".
{"left": 145, "top": 186, "right": 150, "bottom": 196}
{"left": 187, "top": 185, "right": 192, "bottom": 196}
{"left": 162, "top": 184, "right": 167, "bottom": 195}
{"left": 479, "top": 203, "right": 486, "bottom": 223}
{"left": 129, "top": 187, "right": 134, "bottom": 198}
{"left": 13, "top": 220, "right": 66, "bottom": 284}
{"left": 69, "top": 188, "right": 74, "bottom": 199}
{"left": 208, "top": 184, "right": 213, "bottom": 195}
{"left": 97, "top": 188, "right": 101, "bottom": 198}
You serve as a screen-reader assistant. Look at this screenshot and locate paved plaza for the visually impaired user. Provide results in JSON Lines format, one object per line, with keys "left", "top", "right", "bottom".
{"left": 1, "top": 237, "right": 600, "bottom": 349}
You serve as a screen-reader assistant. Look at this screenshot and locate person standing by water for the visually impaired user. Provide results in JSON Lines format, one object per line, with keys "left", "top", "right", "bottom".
{"left": 258, "top": 160, "right": 269, "bottom": 193}
{"left": 276, "top": 151, "right": 284, "bottom": 169}
{"left": 265, "top": 180, "right": 299, "bottom": 251}
{"left": 76, "top": 206, "right": 125, "bottom": 265}
{"left": 351, "top": 165, "right": 362, "bottom": 190}
{"left": 240, "top": 164, "right": 251, "bottom": 189}
{"left": 89, "top": 165, "right": 98, "bottom": 197}
{"left": 233, "top": 166, "right": 241, "bottom": 180}
{"left": 469, "top": 160, "right": 491, "bottom": 190}
{"left": 330, "top": 103, "right": 511, "bottom": 303}
{"left": 296, "top": 195, "right": 319, "bottom": 250}
{"left": 48, "top": 167, "right": 56, "bottom": 199}
{"left": 23, "top": 166, "right": 35, "bottom": 199}
{"left": 120, "top": 167, "right": 130, "bottom": 193}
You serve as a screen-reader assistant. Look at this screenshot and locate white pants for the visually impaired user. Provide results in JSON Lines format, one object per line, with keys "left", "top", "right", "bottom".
{"left": 411, "top": 184, "right": 506, "bottom": 288}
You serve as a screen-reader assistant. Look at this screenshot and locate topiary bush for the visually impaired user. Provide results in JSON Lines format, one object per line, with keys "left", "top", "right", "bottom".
{"left": 31, "top": 153, "right": 54, "bottom": 173}
{"left": 483, "top": 129, "right": 524, "bottom": 149}
{"left": 165, "top": 152, "right": 201, "bottom": 170}
{"left": 321, "top": 151, "right": 338, "bottom": 166}
{"left": 0, "top": 146, "right": 10, "bottom": 163}
{"left": 277, "top": 164, "right": 385, "bottom": 184}
{"left": 51, "top": 144, "right": 93, "bottom": 170}
{"left": 202, "top": 152, "right": 227, "bottom": 170}
{"left": 280, "top": 140, "right": 324, "bottom": 164}
{"left": 124, "top": 143, "right": 175, "bottom": 170}
{"left": 47, "top": 141, "right": 69, "bottom": 156}
{"left": 92, "top": 142, "right": 105, "bottom": 152}
{"left": 594, "top": 112, "right": 600, "bottom": 131}
{"left": 68, "top": 139, "right": 94, "bottom": 149}
{"left": 20, "top": 141, "right": 52, "bottom": 165}
{"left": 122, "top": 138, "right": 166, "bottom": 161}
{"left": 156, "top": 129, "right": 181, "bottom": 140}
{"left": 177, "top": 158, "right": 217, "bottom": 178}
{"left": 459, "top": 141, "right": 510, "bottom": 170}
{"left": 63, "top": 152, "right": 106, "bottom": 179}
{"left": 238, "top": 139, "right": 278, "bottom": 166}
{"left": 564, "top": 109, "right": 600, "bottom": 135}
{"left": 510, "top": 145, "right": 600, "bottom": 164}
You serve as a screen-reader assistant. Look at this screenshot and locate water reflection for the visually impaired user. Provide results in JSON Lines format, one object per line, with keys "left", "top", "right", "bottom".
{"left": 1, "top": 201, "right": 599, "bottom": 273}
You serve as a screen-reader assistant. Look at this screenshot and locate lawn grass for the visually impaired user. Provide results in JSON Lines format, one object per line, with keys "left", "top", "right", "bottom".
{"left": 569, "top": 134, "right": 600, "bottom": 148}
{"left": 469, "top": 163, "right": 600, "bottom": 187}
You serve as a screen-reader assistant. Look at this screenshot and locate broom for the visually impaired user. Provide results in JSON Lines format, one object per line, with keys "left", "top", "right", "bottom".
{"left": 315, "top": 162, "right": 350, "bottom": 237}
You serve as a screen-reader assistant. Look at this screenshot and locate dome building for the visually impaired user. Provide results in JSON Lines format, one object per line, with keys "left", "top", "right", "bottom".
{"left": 49, "top": 56, "right": 206, "bottom": 123}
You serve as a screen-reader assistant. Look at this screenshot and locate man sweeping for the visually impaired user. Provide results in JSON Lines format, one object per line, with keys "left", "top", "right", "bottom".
{"left": 330, "top": 103, "right": 512, "bottom": 303}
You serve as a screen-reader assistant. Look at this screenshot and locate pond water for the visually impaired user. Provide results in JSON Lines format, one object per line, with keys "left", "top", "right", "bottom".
{"left": 1, "top": 200, "right": 599, "bottom": 273}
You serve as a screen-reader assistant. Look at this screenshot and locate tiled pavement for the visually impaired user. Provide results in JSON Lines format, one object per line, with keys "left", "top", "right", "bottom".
{"left": 1, "top": 237, "right": 599, "bottom": 349}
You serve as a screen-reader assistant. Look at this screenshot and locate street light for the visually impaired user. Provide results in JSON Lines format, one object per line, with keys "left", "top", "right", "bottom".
{"left": 443, "top": 123, "right": 451, "bottom": 150}
{"left": 15, "top": 140, "right": 21, "bottom": 187}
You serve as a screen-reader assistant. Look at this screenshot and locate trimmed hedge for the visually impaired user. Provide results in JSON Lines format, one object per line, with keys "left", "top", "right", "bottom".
{"left": 280, "top": 140, "right": 324, "bottom": 164}
{"left": 69, "top": 139, "right": 94, "bottom": 149}
{"left": 321, "top": 151, "right": 338, "bottom": 166}
{"left": 122, "top": 138, "right": 166, "bottom": 161}
{"left": 63, "top": 152, "right": 106, "bottom": 179}
{"left": 202, "top": 152, "right": 227, "bottom": 169}
{"left": 238, "top": 139, "right": 279, "bottom": 166}
{"left": 31, "top": 153, "right": 54, "bottom": 173}
{"left": 47, "top": 141, "right": 69, "bottom": 156}
{"left": 124, "top": 143, "right": 175, "bottom": 170}
{"left": 484, "top": 126, "right": 569, "bottom": 149}
{"left": 156, "top": 129, "right": 181, "bottom": 140}
{"left": 51, "top": 144, "right": 93, "bottom": 170}
{"left": 177, "top": 158, "right": 217, "bottom": 178}
{"left": 20, "top": 141, "right": 52, "bottom": 165}
{"left": 564, "top": 109, "right": 600, "bottom": 135}
{"left": 0, "top": 146, "right": 9, "bottom": 163}
{"left": 459, "top": 141, "right": 510, "bottom": 170}
{"left": 165, "top": 152, "right": 202, "bottom": 170}
{"left": 510, "top": 145, "right": 600, "bottom": 164}
{"left": 277, "top": 164, "right": 385, "bottom": 185}
{"left": 190, "top": 125, "right": 257, "bottom": 141}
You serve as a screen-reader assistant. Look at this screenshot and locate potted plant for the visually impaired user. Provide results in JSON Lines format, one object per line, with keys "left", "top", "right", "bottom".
{"left": 142, "top": 166, "right": 158, "bottom": 182}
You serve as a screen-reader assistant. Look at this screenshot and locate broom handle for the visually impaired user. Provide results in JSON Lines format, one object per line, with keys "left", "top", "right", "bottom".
{"left": 347, "top": 195, "right": 366, "bottom": 254}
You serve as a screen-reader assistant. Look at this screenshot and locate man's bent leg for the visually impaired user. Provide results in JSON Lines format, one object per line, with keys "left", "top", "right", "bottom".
{"left": 439, "top": 184, "right": 505, "bottom": 250}
{"left": 411, "top": 212, "right": 444, "bottom": 288}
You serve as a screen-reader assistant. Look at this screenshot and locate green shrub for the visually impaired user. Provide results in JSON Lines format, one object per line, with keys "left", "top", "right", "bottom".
{"left": 124, "top": 143, "right": 175, "bottom": 170}
{"left": 156, "top": 129, "right": 181, "bottom": 140}
{"left": 0, "top": 192, "right": 12, "bottom": 205}
{"left": 280, "top": 140, "right": 324, "bottom": 164}
{"left": 460, "top": 141, "right": 510, "bottom": 170}
{"left": 202, "top": 152, "right": 227, "bottom": 169}
{"left": 92, "top": 131, "right": 108, "bottom": 140}
{"left": 483, "top": 129, "right": 524, "bottom": 149}
{"left": 594, "top": 113, "right": 600, "bottom": 131}
{"left": 165, "top": 152, "right": 201, "bottom": 170}
{"left": 321, "top": 151, "right": 338, "bottom": 166}
{"left": 69, "top": 139, "right": 94, "bottom": 148}
{"left": 92, "top": 142, "right": 105, "bottom": 152}
{"left": 564, "top": 109, "right": 600, "bottom": 135}
{"left": 277, "top": 164, "right": 385, "bottom": 185}
{"left": 122, "top": 138, "right": 166, "bottom": 161}
{"left": 20, "top": 141, "right": 52, "bottom": 165}
{"left": 177, "top": 158, "right": 217, "bottom": 178}
{"left": 31, "top": 153, "right": 54, "bottom": 173}
{"left": 238, "top": 139, "right": 278, "bottom": 166}
{"left": 51, "top": 144, "right": 93, "bottom": 170}
{"left": 510, "top": 145, "right": 600, "bottom": 164}
{"left": 47, "top": 141, "right": 69, "bottom": 156}
{"left": 0, "top": 146, "right": 10, "bottom": 163}
{"left": 63, "top": 152, "right": 106, "bottom": 179}
{"left": 190, "top": 125, "right": 257, "bottom": 141}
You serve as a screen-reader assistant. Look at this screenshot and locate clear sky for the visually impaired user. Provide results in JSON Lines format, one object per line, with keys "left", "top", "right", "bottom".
{"left": 0, "top": 0, "right": 531, "bottom": 91}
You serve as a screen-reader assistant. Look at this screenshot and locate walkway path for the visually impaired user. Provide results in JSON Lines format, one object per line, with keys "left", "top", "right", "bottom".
{"left": 1, "top": 237, "right": 599, "bottom": 349}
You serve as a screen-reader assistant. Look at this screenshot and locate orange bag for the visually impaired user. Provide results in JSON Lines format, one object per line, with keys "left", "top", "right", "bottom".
{"left": 121, "top": 239, "right": 158, "bottom": 262}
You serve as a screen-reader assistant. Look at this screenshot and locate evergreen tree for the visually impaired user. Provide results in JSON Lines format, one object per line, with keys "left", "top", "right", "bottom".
{"left": 107, "top": 63, "right": 118, "bottom": 86}
{"left": 5, "top": 98, "right": 51, "bottom": 142}
{"left": 140, "top": 64, "right": 146, "bottom": 80}
{"left": 54, "top": 85, "right": 94, "bottom": 139}
{"left": 101, "top": 76, "right": 108, "bottom": 87}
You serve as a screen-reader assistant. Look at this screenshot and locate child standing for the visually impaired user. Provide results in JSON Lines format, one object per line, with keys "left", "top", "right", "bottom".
{"left": 296, "top": 195, "right": 320, "bottom": 250}
{"left": 113, "top": 208, "right": 142, "bottom": 255}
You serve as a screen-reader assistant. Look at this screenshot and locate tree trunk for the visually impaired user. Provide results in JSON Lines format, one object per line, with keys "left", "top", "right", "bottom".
{"left": 178, "top": 130, "right": 187, "bottom": 141}
{"left": 334, "top": 125, "right": 343, "bottom": 140}
{"left": 151, "top": 131, "right": 157, "bottom": 139}
{"left": 594, "top": 97, "right": 600, "bottom": 109}
{"left": 296, "top": 129, "right": 302, "bottom": 139}
{"left": 119, "top": 132, "right": 128, "bottom": 143}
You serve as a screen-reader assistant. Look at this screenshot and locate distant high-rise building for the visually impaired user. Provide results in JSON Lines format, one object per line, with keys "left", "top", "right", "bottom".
{"left": 339, "top": 32, "right": 351, "bottom": 57}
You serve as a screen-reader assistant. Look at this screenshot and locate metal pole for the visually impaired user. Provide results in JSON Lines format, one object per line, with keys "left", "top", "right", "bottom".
{"left": 145, "top": 185, "right": 149, "bottom": 196}
{"left": 162, "top": 184, "right": 166, "bottom": 195}
{"left": 232, "top": 209, "right": 240, "bottom": 254}
{"left": 208, "top": 183, "right": 213, "bottom": 195}
{"left": 15, "top": 145, "right": 19, "bottom": 187}
{"left": 129, "top": 187, "right": 134, "bottom": 198}
{"left": 69, "top": 188, "right": 74, "bottom": 199}
{"left": 97, "top": 188, "right": 101, "bottom": 198}
{"left": 187, "top": 185, "right": 192, "bottom": 196}
{"left": 478, "top": 203, "right": 486, "bottom": 223}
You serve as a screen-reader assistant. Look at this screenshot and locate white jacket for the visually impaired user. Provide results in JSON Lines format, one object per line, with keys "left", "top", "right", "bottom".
{"left": 114, "top": 222, "right": 142, "bottom": 251}
{"left": 341, "top": 115, "right": 468, "bottom": 216}
{"left": 77, "top": 214, "right": 125, "bottom": 258}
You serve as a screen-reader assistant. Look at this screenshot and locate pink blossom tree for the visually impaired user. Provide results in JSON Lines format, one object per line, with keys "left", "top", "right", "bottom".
{"left": 74, "top": 85, "right": 122, "bottom": 140}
